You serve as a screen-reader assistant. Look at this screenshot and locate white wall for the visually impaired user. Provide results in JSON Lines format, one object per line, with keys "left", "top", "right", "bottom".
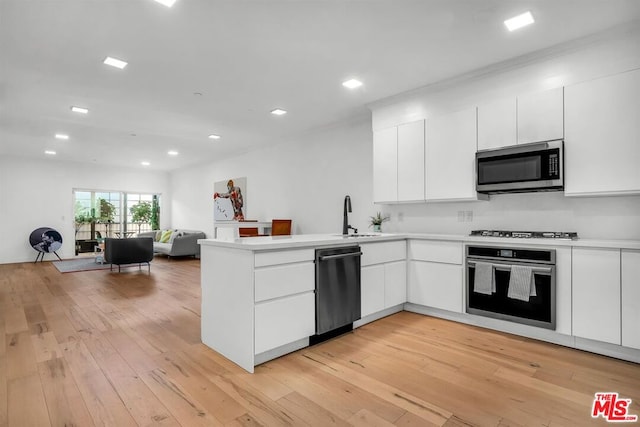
{"left": 170, "top": 119, "right": 374, "bottom": 238}
{"left": 0, "top": 156, "right": 171, "bottom": 264}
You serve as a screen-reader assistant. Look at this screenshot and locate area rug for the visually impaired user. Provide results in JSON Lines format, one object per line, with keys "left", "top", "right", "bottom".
{"left": 53, "top": 258, "right": 112, "bottom": 273}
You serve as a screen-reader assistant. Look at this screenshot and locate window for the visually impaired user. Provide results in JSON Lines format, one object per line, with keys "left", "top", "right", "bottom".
{"left": 73, "top": 190, "right": 160, "bottom": 253}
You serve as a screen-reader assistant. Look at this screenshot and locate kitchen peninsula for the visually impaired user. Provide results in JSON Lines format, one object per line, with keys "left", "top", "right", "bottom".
{"left": 198, "top": 233, "right": 406, "bottom": 373}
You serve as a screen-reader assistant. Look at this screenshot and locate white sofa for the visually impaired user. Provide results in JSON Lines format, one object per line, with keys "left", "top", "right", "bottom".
{"left": 137, "top": 229, "right": 206, "bottom": 258}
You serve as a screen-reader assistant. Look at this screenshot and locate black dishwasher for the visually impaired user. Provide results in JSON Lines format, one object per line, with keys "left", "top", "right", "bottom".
{"left": 314, "top": 246, "right": 362, "bottom": 337}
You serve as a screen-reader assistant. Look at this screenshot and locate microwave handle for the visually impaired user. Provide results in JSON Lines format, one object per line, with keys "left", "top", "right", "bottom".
{"left": 467, "top": 260, "right": 552, "bottom": 276}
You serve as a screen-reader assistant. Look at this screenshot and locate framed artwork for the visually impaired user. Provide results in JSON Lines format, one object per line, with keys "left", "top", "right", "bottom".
{"left": 213, "top": 177, "right": 247, "bottom": 221}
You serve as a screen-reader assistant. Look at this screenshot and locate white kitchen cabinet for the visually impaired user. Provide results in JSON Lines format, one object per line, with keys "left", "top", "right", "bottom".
{"left": 622, "top": 250, "right": 640, "bottom": 350}
{"left": 361, "top": 264, "right": 385, "bottom": 317}
{"left": 373, "top": 126, "right": 398, "bottom": 203}
{"left": 397, "top": 120, "right": 425, "bottom": 201}
{"left": 564, "top": 68, "right": 640, "bottom": 196}
{"left": 254, "top": 250, "right": 316, "bottom": 354}
{"left": 477, "top": 97, "right": 517, "bottom": 150}
{"left": 407, "top": 240, "right": 464, "bottom": 312}
{"left": 373, "top": 120, "right": 425, "bottom": 203}
{"left": 425, "top": 107, "right": 481, "bottom": 201}
{"left": 385, "top": 260, "right": 407, "bottom": 308}
{"left": 572, "top": 247, "right": 621, "bottom": 345}
{"left": 517, "top": 87, "right": 564, "bottom": 144}
{"left": 360, "top": 241, "right": 407, "bottom": 318}
{"left": 255, "top": 292, "right": 315, "bottom": 354}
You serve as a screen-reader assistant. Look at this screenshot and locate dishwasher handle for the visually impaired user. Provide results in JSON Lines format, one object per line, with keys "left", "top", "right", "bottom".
{"left": 318, "top": 251, "right": 363, "bottom": 261}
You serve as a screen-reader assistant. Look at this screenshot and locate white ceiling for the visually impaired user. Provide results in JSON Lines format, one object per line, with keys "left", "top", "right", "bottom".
{"left": 2, "top": 0, "right": 640, "bottom": 172}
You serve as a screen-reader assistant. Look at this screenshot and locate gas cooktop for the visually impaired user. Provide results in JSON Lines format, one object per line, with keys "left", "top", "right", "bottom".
{"left": 470, "top": 230, "right": 579, "bottom": 240}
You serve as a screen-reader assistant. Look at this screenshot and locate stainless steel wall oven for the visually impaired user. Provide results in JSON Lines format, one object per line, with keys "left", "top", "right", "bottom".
{"left": 466, "top": 245, "right": 556, "bottom": 330}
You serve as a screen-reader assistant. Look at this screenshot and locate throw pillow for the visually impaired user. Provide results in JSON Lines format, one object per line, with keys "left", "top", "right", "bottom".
{"left": 160, "top": 229, "right": 173, "bottom": 243}
{"left": 154, "top": 230, "right": 162, "bottom": 242}
{"left": 168, "top": 230, "right": 182, "bottom": 244}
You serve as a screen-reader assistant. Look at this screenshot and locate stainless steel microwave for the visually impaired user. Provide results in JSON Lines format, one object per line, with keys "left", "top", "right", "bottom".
{"left": 476, "top": 140, "right": 564, "bottom": 194}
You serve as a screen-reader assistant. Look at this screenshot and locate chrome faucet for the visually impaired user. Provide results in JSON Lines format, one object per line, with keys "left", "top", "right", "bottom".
{"left": 342, "top": 195, "right": 358, "bottom": 235}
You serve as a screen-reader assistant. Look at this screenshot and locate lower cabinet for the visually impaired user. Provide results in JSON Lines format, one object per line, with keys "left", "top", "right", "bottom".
{"left": 254, "top": 292, "right": 315, "bottom": 354}
{"left": 572, "top": 247, "right": 621, "bottom": 345}
{"left": 253, "top": 249, "right": 316, "bottom": 355}
{"left": 408, "top": 261, "right": 463, "bottom": 312}
{"left": 360, "top": 241, "right": 407, "bottom": 318}
{"left": 622, "top": 250, "right": 640, "bottom": 350}
{"left": 407, "top": 240, "right": 464, "bottom": 313}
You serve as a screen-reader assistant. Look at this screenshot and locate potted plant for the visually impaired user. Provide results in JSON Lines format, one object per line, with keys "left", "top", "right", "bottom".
{"left": 369, "top": 212, "right": 390, "bottom": 232}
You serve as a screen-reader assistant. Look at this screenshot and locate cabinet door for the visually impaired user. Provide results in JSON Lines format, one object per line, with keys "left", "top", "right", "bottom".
{"left": 361, "top": 265, "right": 385, "bottom": 317}
{"left": 254, "top": 292, "right": 315, "bottom": 354}
{"left": 565, "top": 69, "right": 640, "bottom": 196}
{"left": 477, "top": 97, "right": 517, "bottom": 150}
{"left": 373, "top": 127, "right": 398, "bottom": 202}
{"left": 408, "top": 261, "right": 463, "bottom": 312}
{"left": 622, "top": 250, "right": 640, "bottom": 350}
{"left": 517, "top": 87, "right": 564, "bottom": 144}
{"left": 425, "top": 107, "right": 478, "bottom": 201}
{"left": 385, "top": 260, "right": 407, "bottom": 308}
{"left": 397, "top": 120, "right": 425, "bottom": 201}
{"left": 572, "top": 248, "right": 621, "bottom": 345}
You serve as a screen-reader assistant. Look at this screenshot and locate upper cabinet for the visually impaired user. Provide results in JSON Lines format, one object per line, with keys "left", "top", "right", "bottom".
{"left": 397, "top": 120, "right": 426, "bottom": 202}
{"left": 477, "top": 87, "right": 564, "bottom": 150}
{"left": 372, "top": 126, "right": 398, "bottom": 203}
{"left": 564, "top": 68, "right": 640, "bottom": 196}
{"left": 477, "top": 97, "right": 517, "bottom": 150}
{"left": 517, "top": 87, "right": 564, "bottom": 144}
{"left": 426, "top": 107, "right": 484, "bottom": 201}
{"left": 373, "top": 120, "right": 425, "bottom": 203}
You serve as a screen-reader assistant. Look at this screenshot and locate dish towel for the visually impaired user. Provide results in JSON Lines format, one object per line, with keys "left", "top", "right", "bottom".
{"left": 507, "top": 265, "right": 536, "bottom": 301}
{"left": 473, "top": 262, "right": 496, "bottom": 295}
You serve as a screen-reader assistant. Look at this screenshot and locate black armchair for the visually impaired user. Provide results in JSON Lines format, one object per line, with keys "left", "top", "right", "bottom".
{"left": 104, "top": 237, "right": 154, "bottom": 272}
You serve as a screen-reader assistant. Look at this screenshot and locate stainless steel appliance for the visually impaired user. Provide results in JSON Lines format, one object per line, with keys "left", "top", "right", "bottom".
{"left": 315, "top": 245, "right": 362, "bottom": 335}
{"left": 476, "top": 140, "right": 564, "bottom": 193}
{"left": 466, "top": 245, "right": 556, "bottom": 329}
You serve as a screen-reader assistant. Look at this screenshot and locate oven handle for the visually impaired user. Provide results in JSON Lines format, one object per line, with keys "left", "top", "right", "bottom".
{"left": 467, "top": 260, "right": 553, "bottom": 276}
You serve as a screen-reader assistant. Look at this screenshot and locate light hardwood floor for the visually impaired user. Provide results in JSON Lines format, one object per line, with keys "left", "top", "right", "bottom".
{"left": 1, "top": 258, "right": 639, "bottom": 426}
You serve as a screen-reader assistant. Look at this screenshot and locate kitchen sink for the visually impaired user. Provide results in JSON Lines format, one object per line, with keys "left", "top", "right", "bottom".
{"left": 335, "top": 234, "right": 380, "bottom": 238}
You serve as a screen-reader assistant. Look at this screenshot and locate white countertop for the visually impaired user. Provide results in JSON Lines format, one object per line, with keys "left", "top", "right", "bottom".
{"left": 199, "top": 232, "right": 640, "bottom": 251}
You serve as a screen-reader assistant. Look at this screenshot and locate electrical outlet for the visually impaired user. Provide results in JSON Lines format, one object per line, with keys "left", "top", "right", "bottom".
{"left": 397, "top": 211, "right": 404, "bottom": 222}
{"left": 457, "top": 211, "right": 465, "bottom": 222}
{"left": 465, "top": 210, "right": 473, "bottom": 222}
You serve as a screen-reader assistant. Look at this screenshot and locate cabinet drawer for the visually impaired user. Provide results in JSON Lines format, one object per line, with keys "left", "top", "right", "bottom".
{"left": 255, "top": 262, "right": 314, "bottom": 302}
{"left": 361, "top": 240, "right": 407, "bottom": 266}
{"left": 255, "top": 292, "right": 315, "bottom": 354}
{"left": 255, "top": 249, "right": 315, "bottom": 267}
{"left": 408, "top": 240, "right": 462, "bottom": 264}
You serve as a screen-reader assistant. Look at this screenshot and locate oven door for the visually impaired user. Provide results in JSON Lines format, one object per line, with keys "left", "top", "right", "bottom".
{"left": 466, "top": 259, "right": 556, "bottom": 330}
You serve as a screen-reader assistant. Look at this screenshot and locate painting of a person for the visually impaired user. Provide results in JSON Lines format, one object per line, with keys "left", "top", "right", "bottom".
{"left": 214, "top": 179, "right": 245, "bottom": 221}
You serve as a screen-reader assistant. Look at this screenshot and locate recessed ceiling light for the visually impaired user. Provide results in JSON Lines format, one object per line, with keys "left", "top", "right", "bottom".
{"left": 45, "top": 150, "right": 56, "bottom": 155}
{"left": 55, "top": 134, "right": 69, "bottom": 140}
{"left": 168, "top": 150, "right": 179, "bottom": 156}
{"left": 271, "top": 108, "right": 287, "bottom": 116}
{"left": 208, "top": 134, "right": 221, "bottom": 140}
{"left": 141, "top": 161, "right": 150, "bottom": 166}
{"left": 153, "top": 0, "right": 177, "bottom": 7}
{"left": 504, "top": 11, "right": 534, "bottom": 31}
{"left": 70, "top": 106, "right": 89, "bottom": 114}
{"left": 342, "top": 79, "right": 363, "bottom": 89}
{"left": 103, "top": 56, "right": 128, "bottom": 69}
